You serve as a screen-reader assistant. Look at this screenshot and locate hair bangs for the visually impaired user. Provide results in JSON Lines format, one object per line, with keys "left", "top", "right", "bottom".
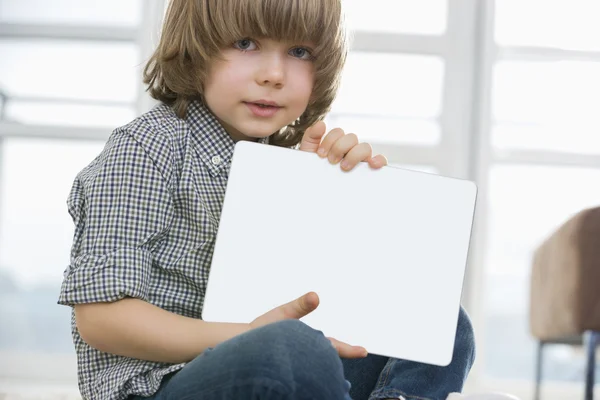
{"left": 208, "top": 0, "right": 340, "bottom": 50}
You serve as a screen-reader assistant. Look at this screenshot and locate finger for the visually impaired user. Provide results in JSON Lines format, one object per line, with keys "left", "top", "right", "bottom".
{"left": 328, "top": 337, "right": 368, "bottom": 359}
{"left": 316, "top": 128, "right": 344, "bottom": 158}
{"left": 340, "top": 142, "right": 372, "bottom": 171}
{"left": 328, "top": 133, "right": 358, "bottom": 165}
{"left": 280, "top": 291, "right": 320, "bottom": 320}
{"left": 367, "top": 154, "right": 388, "bottom": 169}
{"left": 299, "top": 121, "right": 326, "bottom": 153}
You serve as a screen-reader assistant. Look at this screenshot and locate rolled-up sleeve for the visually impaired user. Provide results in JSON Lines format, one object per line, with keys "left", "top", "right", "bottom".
{"left": 58, "top": 128, "right": 174, "bottom": 305}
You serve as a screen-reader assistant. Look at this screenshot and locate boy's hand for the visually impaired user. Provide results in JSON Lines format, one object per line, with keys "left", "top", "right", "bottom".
{"left": 250, "top": 291, "right": 368, "bottom": 359}
{"left": 299, "top": 121, "right": 388, "bottom": 171}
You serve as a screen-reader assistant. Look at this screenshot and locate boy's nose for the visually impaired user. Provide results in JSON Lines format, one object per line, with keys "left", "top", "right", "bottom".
{"left": 256, "top": 54, "right": 285, "bottom": 88}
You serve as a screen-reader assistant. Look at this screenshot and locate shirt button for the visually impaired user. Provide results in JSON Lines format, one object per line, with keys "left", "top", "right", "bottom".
{"left": 211, "top": 156, "right": 222, "bottom": 166}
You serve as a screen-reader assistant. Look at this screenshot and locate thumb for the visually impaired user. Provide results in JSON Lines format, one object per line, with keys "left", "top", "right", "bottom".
{"left": 251, "top": 291, "right": 320, "bottom": 329}
{"left": 299, "top": 121, "right": 326, "bottom": 153}
{"left": 282, "top": 291, "right": 320, "bottom": 319}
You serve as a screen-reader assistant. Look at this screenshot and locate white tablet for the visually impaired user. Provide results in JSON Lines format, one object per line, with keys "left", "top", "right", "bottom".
{"left": 202, "top": 141, "right": 477, "bottom": 366}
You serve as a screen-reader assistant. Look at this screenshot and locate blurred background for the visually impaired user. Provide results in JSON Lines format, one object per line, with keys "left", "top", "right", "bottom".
{"left": 1, "top": 0, "right": 600, "bottom": 399}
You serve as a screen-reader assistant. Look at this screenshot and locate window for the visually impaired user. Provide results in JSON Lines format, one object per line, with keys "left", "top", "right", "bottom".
{"left": 0, "top": 0, "right": 142, "bottom": 27}
{"left": 1, "top": 1, "right": 598, "bottom": 398}
{"left": 494, "top": 0, "right": 600, "bottom": 51}
{"left": 474, "top": 1, "right": 600, "bottom": 394}
{"left": 0, "top": 40, "right": 138, "bottom": 127}
{"left": 492, "top": 61, "right": 600, "bottom": 155}
{"left": 0, "top": 139, "right": 105, "bottom": 381}
{"left": 483, "top": 165, "right": 600, "bottom": 381}
{"left": 0, "top": 0, "right": 163, "bottom": 383}
{"left": 327, "top": 0, "right": 456, "bottom": 174}
{"left": 329, "top": 53, "right": 444, "bottom": 146}
{"left": 343, "top": 0, "right": 447, "bottom": 34}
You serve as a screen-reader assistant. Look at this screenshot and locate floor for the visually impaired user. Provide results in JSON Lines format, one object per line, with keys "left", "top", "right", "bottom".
{"left": 0, "top": 383, "right": 80, "bottom": 400}
{"left": 0, "top": 395, "right": 81, "bottom": 400}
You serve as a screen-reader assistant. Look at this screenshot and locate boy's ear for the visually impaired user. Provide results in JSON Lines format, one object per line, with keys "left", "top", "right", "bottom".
{"left": 299, "top": 121, "right": 326, "bottom": 153}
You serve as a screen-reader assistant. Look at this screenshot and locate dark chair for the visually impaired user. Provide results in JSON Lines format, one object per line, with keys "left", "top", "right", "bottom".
{"left": 530, "top": 206, "right": 600, "bottom": 400}
{"left": 534, "top": 333, "right": 599, "bottom": 400}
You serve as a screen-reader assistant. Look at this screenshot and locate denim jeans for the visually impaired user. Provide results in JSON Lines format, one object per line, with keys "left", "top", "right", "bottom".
{"left": 132, "top": 307, "right": 475, "bottom": 400}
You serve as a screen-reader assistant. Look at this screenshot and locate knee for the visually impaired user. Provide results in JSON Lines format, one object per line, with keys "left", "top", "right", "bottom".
{"left": 249, "top": 320, "right": 346, "bottom": 388}
{"left": 180, "top": 320, "right": 347, "bottom": 398}
{"left": 454, "top": 306, "right": 476, "bottom": 368}
{"left": 257, "top": 319, "right": 336, "bottom": 358}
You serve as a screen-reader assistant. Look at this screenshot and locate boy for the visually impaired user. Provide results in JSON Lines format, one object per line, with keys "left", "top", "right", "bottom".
{"left": 58, "top": 0, "right": 475, "bottom": 399}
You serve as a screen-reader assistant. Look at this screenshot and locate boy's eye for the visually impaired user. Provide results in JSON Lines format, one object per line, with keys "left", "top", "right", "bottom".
{"left": 289, "top": 47, "right": 314, "bottom": 60}
{"left": 234, "top": 39, "right": 257, "bottom": 51}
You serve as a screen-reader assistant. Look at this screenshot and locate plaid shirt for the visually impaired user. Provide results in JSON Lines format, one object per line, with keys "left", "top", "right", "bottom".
{"left": 58, "top": 101, "right": 269, "bottom": 400}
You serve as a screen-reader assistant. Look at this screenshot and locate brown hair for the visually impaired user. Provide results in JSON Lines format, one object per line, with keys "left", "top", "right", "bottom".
{"left": 143, "top": 0, "right": 348, "bottom": 147}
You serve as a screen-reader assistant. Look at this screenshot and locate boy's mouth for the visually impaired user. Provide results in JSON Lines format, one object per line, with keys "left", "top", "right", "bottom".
{"left": 245, "top": 100, "right": 282, "bottom": 108}
{"left": 244, "top": 100, "right": 283, "bottom": 117}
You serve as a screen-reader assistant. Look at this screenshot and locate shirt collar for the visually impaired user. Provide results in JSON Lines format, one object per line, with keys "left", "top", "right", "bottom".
{"left": 185, "top": 101, "right": 270, "bottom": 177}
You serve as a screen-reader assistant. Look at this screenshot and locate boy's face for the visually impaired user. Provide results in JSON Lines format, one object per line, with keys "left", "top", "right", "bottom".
{"left": 204, "top": 38, "right": 316, "bottom": 142}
